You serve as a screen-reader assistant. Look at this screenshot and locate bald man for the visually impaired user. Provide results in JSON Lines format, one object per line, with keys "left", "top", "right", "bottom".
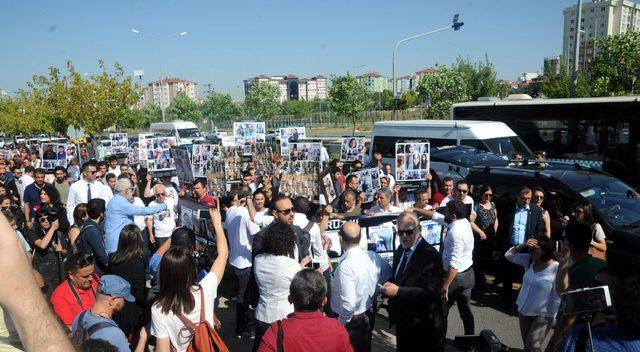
{"left": 380, "top": 211, "right": 445, "bottom": 352}
{"left": 146, "top": 184, "right": 177, "bottom": 248}
{"left": 331, "top": 222, "right": 392, "bottom": 352}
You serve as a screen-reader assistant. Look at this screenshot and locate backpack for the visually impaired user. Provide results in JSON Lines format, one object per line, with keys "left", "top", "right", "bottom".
{"left": 74, "top": 223, "right": 99, "bottom": 255}
{"left": 174, "top": 286, "right": 229, "bottom": 352}
{"left": 71, "top": 310, "right": 117, "bottom": 347}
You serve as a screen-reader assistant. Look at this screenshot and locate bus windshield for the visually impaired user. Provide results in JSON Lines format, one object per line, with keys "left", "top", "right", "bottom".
{"left": 177, "top": 128, "right": 200, "bottom": 138}
{"left": 578, "top": 179, "right": 640, "bottom": 227}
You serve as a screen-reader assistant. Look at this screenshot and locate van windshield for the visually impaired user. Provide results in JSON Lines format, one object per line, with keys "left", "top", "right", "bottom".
{"left": 177, "top": 128, "right": 200, "bottom": 138}
{"left": 461, "top": 137, "right": 532, "bottom": 158}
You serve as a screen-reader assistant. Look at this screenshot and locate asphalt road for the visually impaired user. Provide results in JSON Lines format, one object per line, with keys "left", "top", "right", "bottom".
{"left": 213, "top": 273, "right": 525, "bottom": 352}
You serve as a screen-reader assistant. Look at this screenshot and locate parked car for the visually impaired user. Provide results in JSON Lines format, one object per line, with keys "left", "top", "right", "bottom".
{"left": 265, "top": 130, "right": 280, "bottom": 142}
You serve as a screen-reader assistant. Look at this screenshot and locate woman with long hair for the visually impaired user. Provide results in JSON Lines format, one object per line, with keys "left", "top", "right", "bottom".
{"left": 573, "top": 202, "right": 606, "bottom": 260}
{"left": 68, "top": 203, "right": 88, "bottom": 252}
{"left": 26, "top": 212, "right": 69, "bottom": 298}
{"left": 532, "top": 187, "right": 551, "bottom": 237}
{"left": 109, "top": 224, "right": 147, "bottom": 338}
{"left": 39, "top": 186, "right": 70, "bottom": 235}
{"left": 505, "top": 236, "right": 560, "bottom": 352}
{"left": 252, "top": 189, "right": 273, "bottom": 228}
{"left": 471, "top": 185, "right": 499, "bottom": 290}
{"left": 150, "top": 205, "right": 228, "bottom": 352}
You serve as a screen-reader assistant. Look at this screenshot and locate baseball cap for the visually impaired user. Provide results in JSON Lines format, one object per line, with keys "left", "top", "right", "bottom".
{"left": 99, "top": 275, "right": 135, "bottom": 302}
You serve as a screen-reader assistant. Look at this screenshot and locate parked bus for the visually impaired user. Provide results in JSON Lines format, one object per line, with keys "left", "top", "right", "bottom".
{"left": 451, "top": 96, "right": 640, "bottom": 184}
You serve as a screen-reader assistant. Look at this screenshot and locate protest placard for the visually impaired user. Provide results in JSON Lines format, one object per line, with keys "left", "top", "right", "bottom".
{"left": 40, "top": 143, "right": 68, "bottom": 169}
{"left": 395, "top": 141, "right": 430, "bottom": 182}
{"left": 340, "top": 136, "right": 366, "bottom": 162}
{"left": 347, "top": 167, "right": 382, "bottom": 203}
{"left": 234, "top": 122, "right": 266, "bottom": 148}
{"left": 109, "top": 133, "right": 129, "bottom": 155}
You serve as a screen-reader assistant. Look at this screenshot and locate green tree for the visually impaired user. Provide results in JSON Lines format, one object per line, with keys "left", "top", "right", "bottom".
{"left": 540, "top": 58, "right": 590, "bottom": 98}
{"left": 281, "top": 99, "right": 310, "bottom": 118}
{"left": 416, "top": 66, "right": 469, "bottom": 119}
{"left": 328, "top": 74, "right": 372, "bottom": 134}
{"left": 371, "top": 90, "right": 394, "bottom": 110}
{"left": 245, "top": 83, "right": 280, "bottom": 119}
{"left": 399, "top": 90, "right": 419, "bottom": 109}
{"left": 166, "top": 91, "right": 201, "bottom": 122}
{"left": 454, "top": 55, "right": 504, "bottom": 100}
{"left": 122, "top": 104, "right": 162, "bottom": 129}
{"left": 589, "top": 32, "right": 640, "bottom": 96}
{"left": 201, "top": 92, "right": 243, "bottom": 126}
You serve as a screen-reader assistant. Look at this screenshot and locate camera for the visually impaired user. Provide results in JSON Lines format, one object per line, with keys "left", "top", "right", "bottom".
{"left": 560, "top": 285, "right": 612, "bottom": 315}
{"left": 453, "top": 329, "right": 506, "bottom": 351}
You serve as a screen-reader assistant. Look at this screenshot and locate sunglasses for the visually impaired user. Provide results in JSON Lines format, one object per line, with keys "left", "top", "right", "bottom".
{"left": 276, "top": 207, "right": 295, "bottom": 215}
{"left": 457, "top": 189, "right": 469, "bottom": 193}
{"left": 75, "top": 254, "right": 94, "bottom": 267}
{"left": 397, "top": 227, "right": 417, "bottom": 237}
{"left": 483, "top": 193, "right": 493, "bottom": 197}
{"left": 38, "top": 217, "right": 50, "bottom": 223}
{"left": 156, "top": 193, "right": 166, "bottom": 197}
{"left": 533, "top": 195, "right": 544, "bottom": 200}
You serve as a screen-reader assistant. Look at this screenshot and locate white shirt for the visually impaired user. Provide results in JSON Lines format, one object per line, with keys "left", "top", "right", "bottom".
{"left": 432, "top": 212, "right": 474, "bottom": 272}
{"left": 253, "top": 209, "right": 274, "bottom": 228}
{"left": 254, "top": 254, "right": 300, "bottom": 323}
{"left": 505, "top": 250, "right": 561, "bottom": 318}
{"left": 66, "top": 178, "right": 114, "bottom": 224}
{"left": 107, "top": 166, "right": 121, "bottom": 178}
{"left": 17, "top": 174, "right": 34, "bottom": 206}
{"left": 132, "top": 197, "right": 147, "bottom": 232}
{"left": 293, "top": 213, "right": 328, "bottom": 271}
{"left": 225, "top": 205, "right": 260, "bottom": 269}
{"left": 151, "top": 272, "right": 218, "bottom": 352}
{"left": 439, "top": 195, "right": 476, "bottom": 216}
{"left": 163, "top": 183, "right": 180, "bottom": 213}
{"left": 331, "top": 247, "right": 392, "bottom": 324}
{"left": 148, "top": 198, "right": 176, "bottom": 238}
{"left": 368, "top": 204, "right": 402, "bottom": 214}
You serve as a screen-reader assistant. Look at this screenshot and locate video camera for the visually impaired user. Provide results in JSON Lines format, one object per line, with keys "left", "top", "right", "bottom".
{"left": 560, "top": 285, "right": 612, "bottom": 315}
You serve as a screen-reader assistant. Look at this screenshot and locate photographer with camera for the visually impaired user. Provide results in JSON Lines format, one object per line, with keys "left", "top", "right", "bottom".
{"left": 27, "top": 211, "right": 70, "bottom": 298}
{"left": 38, "top": 186, "right": 70, "bottom": 235}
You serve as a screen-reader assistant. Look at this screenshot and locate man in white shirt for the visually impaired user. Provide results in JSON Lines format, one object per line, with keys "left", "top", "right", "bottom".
{"left": 146, "top": 184, "right": 176, "bottom": 248}
{"left": 413, "top": 199, "right": 475, "bottom": 336}
{"left": 225, "top": 187, "right": 260, "bottom": 336}
{"left": 439, "top": 179, "right": 475, "bottom": 221}
{"left": 66, "top": 161, "right": 114, "bottom": 225}
{"left": 107, "top": 156, "right": 121, "bottom": 178}
{"left": 16, "top": 166, "right": 34, "bottom": 206}
{"left": 331, "top": 221, "right": 392, "bottom": 352}
{"left": 367, "top": 188, "right": 402, "bottom": 215}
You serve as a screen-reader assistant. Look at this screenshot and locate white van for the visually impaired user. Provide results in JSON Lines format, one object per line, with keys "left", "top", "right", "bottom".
{"left": 150, "top": 121, "right": 204, "bottom": 145}
{"left": 370, "top": 120, "right": 533, "bottom": 166}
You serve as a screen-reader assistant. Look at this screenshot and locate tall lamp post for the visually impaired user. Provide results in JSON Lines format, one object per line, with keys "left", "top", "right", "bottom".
{"left": 392, "top": 14, "right": 464, "bottom": 120}
{"left": 131, "top": 28, "right": 188, "bottom": 122}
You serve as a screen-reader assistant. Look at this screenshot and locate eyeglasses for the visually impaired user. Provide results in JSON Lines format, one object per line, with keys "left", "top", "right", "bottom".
{"left": 156, "top": 193, "right": 166, "bottom": 196}
{"left": 397, "top": 227, "right": 417, "bottom": 237}
{"left": 38, "top": 217, "right": 50, "bottom": 223}
{"left": 74, "top": 254, "right": 94, "bottom": 268}
{"left": 276, "top": 207, "right": 295, "bottom": 215}
{"left": 533, "top": 195, "right": 544, "bottom": 200}
{"left": 483, "top": 193, "right": 493, "bottom": 198}
{"left": 457, "top": 189, "right": 469, "bottom": 193}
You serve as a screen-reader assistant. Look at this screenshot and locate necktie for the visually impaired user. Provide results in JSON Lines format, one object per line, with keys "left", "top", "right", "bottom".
{"left": 395, "top": 249, "right": 412, "bottom": 282}
{"left": 87, "top": 183, "right": 92, "bottom": 201}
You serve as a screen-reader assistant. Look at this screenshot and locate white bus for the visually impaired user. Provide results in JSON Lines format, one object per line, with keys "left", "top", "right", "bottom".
{"left": 150, "top": 121, "right": 204, "bottom": 146}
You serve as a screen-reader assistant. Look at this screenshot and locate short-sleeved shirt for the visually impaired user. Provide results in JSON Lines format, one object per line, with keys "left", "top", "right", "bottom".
{"left": 569, "top": 254, "right": 606, "bottom": 290}
{"left": 151, "top": 272, "right": 219, "bottom": 352}
{"left": 71, "top": 311, "right": 130, "bottom": 352}
{"left": 50, "top": 279, "right": 100, "bottom": 326}
{"left": 23, "top": 182, "right": 54, "bottom": 215}
{"left": 147, "top": 198, "right": 176, "bottom": 238}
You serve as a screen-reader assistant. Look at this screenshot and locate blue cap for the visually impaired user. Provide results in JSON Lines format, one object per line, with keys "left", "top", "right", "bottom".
{"left": 99, "top": 275, "right": 135, "bottom": 302}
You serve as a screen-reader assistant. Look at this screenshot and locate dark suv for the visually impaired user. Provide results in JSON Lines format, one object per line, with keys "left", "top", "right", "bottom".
{"left": 465, "top": 165, "right": 640, "bottom": 271}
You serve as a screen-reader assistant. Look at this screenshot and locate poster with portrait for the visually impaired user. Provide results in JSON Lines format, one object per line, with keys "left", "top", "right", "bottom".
{"left": 395, "top": 141, "right": 430, "bottom": 182}
{"left": 109, "top": 133, "right": 129, "bottom": 155}
{"left": 143, "top": 137, "right": 177, "bottom": 172}
{"left": 233, "top": 122, "right": 266, "bottom": 148}
{"left": 253, "top": 144, "right": 274, "bottom": 176}
{"left": 420, "top": 220, "right": 444, "bottom": 252}
{"left": 281, "top": 141, "right": 322, "bottom": 164}
{"left": 171, "top": 148, "right": 193, "bottom": 184}
{"left": 180, "top": 206, "right": 195, "bottom": 231}
{"left": 40, "top": 143, "right": 68, "bottom": 169}
{"left": 137, "top": 134, "right": 154, "bottom": 161}
{"left": 206, "top": 160, "right": 228, "bottom": 196}
{"left": 347, "top": 167, "right": 382, "bottom": 203}
{"left": 279, "top": 160, "right": 319, "bottom": 199}
{"left": 279, "top": 127, "right": 306, "bottom": 147}
{"left": 367, "top": 223, "right": 395, "bottom": 253}
{"left": 320, "top": 171, "right": 337, "bottom": 204}
{"left": 191, "top": 144, "right": 216, "bottom": 178}
{"left": 66, "top": 143, "right": 77, "bottom": 162}
{"left": 340, "top": 136, "right": 366, "bottom": 162}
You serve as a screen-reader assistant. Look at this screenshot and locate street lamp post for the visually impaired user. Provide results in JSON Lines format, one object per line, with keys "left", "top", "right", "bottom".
{"left": 392, "top": 14, "right": 463, "bottom": 120}
{"left": 131, "top": 28, "right": 187, "bottom": 122}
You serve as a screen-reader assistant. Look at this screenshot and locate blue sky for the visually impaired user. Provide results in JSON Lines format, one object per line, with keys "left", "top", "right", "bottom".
{"left": 1, "top": 0, "right": 576, "bottom": 100}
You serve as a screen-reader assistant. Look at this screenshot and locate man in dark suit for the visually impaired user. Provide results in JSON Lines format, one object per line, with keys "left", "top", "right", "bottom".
{"left": 493, "top": 186, "right": 546, "bottom": 308}
{"left": 381, "top": 211, "right": 445, "bottom": 352}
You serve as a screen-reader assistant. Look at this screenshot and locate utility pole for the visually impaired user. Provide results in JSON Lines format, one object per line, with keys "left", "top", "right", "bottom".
{"left": 570, "top": 0, "right": 583, "bottom": 97}
{"left": 204, "top": 83, "right": 213, "bottom": 96}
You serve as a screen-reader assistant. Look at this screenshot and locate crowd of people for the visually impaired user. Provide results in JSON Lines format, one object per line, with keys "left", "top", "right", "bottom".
{"left": 0, "top": 147, "right": 638, "bottom": 352}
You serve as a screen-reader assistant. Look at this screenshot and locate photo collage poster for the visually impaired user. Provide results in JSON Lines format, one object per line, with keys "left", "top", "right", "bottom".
{"left": 340, "top": 136, "right": 366, "bottom": 162}
{"left": 137, "top": 134, "right": 154, "bottom": 161}
{"left": 279, "top": 127, "right": 306, "bottom": 148}
{"left": 171, "top": 148, "right": 193, "bottom": 184}
{"left": 320, "top": 171, "right": 337, "bottom": 204}
{"left": 420, "top": 220, "right": 444, "bottom": 252}
{"left": 40, "top": 143, "right": 68, "bottom": 169}
{"left": 128, "top": 146, "right": 139, "bottom": 165}
{"left": 233, "top": 122, "right": 266, "bottom": 148}
{"left": 206, "top": 160, "right": 227, "bottom": 196}
{"left": 142, "top": 137, "right": 177, "bottom": 171}
{"left": 348, "top": 167, "right": 382, "bottom": 203}
{"left": 192, "top": 144, "right": 220, "bottom": 179}
{"left": 109, "top": 133, "right": 129, "bottom": 155}
{"left": 395, "top": 141, "right": 430, "bottom": 182}
{"left": 279, "top": 160, "right": 319, "bottom": 199}
{"left": 281, "top": 141, "right": 322, "bottom": 165}
{"left": 253, "top": 144, "right": 274, "bottom": 176}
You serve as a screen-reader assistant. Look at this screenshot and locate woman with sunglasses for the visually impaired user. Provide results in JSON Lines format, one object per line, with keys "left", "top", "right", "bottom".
{"left": 572, "top": 202, "right": 606, "bottom": 260}
{"left": 532, "top": 187, "right": 551, "bottom": 237}
{"left": 27, "top": 212, "right": 69, "bottom": 298}
{"left": 471, "top": 185, "right": 499, "bottom": 290}
{"left": 0, "top": 195, "right": 25, "bottom": 233}
{"left": 39, "top": 186, "right": 70, "bottom": 235}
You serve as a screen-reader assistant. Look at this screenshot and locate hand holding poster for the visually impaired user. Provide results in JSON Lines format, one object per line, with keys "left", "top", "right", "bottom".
{"left": 171, "top": 148, "right": 193, "bottom": 183}
{"left": 347, "top": 167, "right": 382, "bottom": 203}
{"left": 143, "top": 137, "right": 177, "bottom": 172}
{"left": 281, "top": 141, "right": 322, "bottom": 164}
{"left": 234, "top": 122, "right": 266, "bottom": 148}
{"left": 395, "top": 141, "right": 430, "bottom": 182}
{"left": 340, "top": 136, "right": 366, "bottom": 162}
{"left": 40, "top": 143, "right": 68, "bottom": 169}
{"left": 109, "top": 133, "right": 129, "bottom": 155}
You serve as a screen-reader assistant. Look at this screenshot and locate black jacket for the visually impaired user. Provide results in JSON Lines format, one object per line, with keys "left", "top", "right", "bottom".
{"left": 252, "top": 222, "right": 311, "bottom": 262}
{"left": 388, "top": 238, "right": 445, "bottom": 350}
{"left": 77, "top": 219, "right": 109, "bottom": 274}
{"left": 495, "top": 201, "right": 546, "bottom": 251}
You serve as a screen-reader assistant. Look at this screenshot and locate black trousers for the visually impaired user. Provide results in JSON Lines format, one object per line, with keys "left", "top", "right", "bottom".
{"left": 253, "top": 320, "right": 271, "bottom": 352}
{"left": 443, "top": 267, "right": 475, "bottom": 336}
{"left": 231, "top": 266, "right": 252, "bottom": 334}
{"left": 345, "top": 309, "right": 375, "bottom": 352}
{"left": 501, "top": 257, "right": 524, "bottom": 306}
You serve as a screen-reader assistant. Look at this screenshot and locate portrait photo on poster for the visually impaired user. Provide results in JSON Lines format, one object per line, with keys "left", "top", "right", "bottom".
{"left": 340, "top": 136, "right": 366, "bottom": 162}
{"left": 395, "top": 141, "right": 430, "bottom": 182}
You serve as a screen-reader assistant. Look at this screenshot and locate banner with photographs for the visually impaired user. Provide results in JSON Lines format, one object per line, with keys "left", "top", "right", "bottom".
{"left": 192, "top": 144, "right": 218, "bottom": 178}
{"left": 141, "top": 137, "right": 177, "bottom": 171}
{"left": 234, "top": 122, "right": 266, "bottom": 148}
{"left": 279, "top": 127, "right": 306, "bottom": 147}
{"left": 40, "top": 143, "right": 68, "bottom": 169}
{"left": 137, "top": 134, "right": 154, "bottom": 161}
{"left": 253, "top": 144, "right": 274, "bottom": 176}
{"left": 340, "top": 136, "right": 366, "bottom": 162}
{"left": 171, "top": 148, "right": 193, "bottom": 184}
{"left": 109, "top": 133, "right": 129, "bottom": 155}
{"left": 281, "top": 142, "right": 322, "bottom": 164}
{"left": 348, "top": 167, "right": 382, "bottom": 203}
{"left": 279, "top": 160, "right": 319, "bottom": 199}
{"left": 395, "top": 141, "right": 430, "bottom": 182}
{"left": 206, "top": 160, "right": 228, "bottom": 196}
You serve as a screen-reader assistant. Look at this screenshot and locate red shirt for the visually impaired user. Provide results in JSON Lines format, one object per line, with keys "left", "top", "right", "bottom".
{"left": 50, "top": 279, "right": 100, "bottom": 325}
{"left": 258, "top": 311, "right": 353, "bottom": 352}
{"left": 200, "top": 193, "right": 216, "bottom": 208}
{"left": 431, "top": 192, "right": 446, "bottom": 207}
